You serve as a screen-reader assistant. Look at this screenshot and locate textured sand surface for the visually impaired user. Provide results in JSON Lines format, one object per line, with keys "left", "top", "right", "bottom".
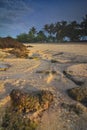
{"left": 0, "top": 43, "right": 87, "bottom": 130}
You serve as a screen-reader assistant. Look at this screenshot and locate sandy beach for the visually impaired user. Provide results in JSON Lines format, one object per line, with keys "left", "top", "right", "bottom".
{"left": 0, "top": 43, "right": 87, "bottom": 130}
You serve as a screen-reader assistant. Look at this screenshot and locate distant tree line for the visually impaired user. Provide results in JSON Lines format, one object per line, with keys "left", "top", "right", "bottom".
{"left": 16, "top": 14, "right": 87, "bottom": 43}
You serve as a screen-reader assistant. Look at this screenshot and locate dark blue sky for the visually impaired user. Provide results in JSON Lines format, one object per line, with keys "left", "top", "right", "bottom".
{"left": 0, "top": 0, "right": 87, "bottom": 37}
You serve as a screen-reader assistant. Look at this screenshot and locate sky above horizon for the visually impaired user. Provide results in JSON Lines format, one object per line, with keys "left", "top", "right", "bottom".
{"left": 0, "top": 0, "right": 87, "bottom": 38}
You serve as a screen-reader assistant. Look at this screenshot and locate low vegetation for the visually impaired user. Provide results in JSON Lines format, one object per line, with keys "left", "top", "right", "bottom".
{"left": 0, "top": 37, "right": 25, "bottom": 49}
{"left": 10, "top": 89, "right": 53, "bottom": 113}
{"left": 2, "top": 108, "right": 38, "bottom": 130}
{"left": 8, "top": 48, "right": 28, "bottom": 58}
{"left": 0, "top": 37, "right": 28, "bottom": 58}
{"left": 1, "top": 89, "right": 53, "bottom": 130}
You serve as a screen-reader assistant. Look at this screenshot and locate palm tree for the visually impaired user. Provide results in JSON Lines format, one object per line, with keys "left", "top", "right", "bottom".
{"left": 30, "top": 27, "right": 37, "bottom": 35}
{"left": 36, "top": 31, "right": 47, "bottom": 42}
{"left": 44, "top": 24, "right": 49, "bottom": 34}
{"left": 66, "top": 21, "right": 80, "bottom": 42}
{"left": 44, "top": 23, "right": 55, "bottom": 42}
{"left": 17, "top": 33, "right": 28, "bottom": 43}
{"left": 55, "top": 21, "right": 67, "bottom": 42}
{"left": 28, "top": 27, "right": 37, "bottom": 42}
{"left": 80, "top": 14, "right": 87, "bottom": 40}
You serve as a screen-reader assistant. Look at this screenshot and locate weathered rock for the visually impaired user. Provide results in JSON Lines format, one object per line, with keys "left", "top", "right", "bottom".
{"left": 0, "top": 64, "right": 10, "bottom": 71}
{"left": 36, "top": 70, "right": 57, "bottom": 75}
{"left": 61, "top": 102, "right": 87, "bottom": 115}
{"left": 67, "top": 86, "right": 87, "bottom": 106}
{"left": 63, "top": 64, "right": 87, "bottom": 85}
{"left": 63, "top": 70, "right": 85, "bottom": 85}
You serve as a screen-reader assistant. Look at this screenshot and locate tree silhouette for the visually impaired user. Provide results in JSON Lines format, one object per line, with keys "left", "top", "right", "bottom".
{"left": 44, "top": 23, "right": 55, "bottom": 42}
{"left": 66, "top": 21, "right": 80, "bottom": 42}
{"left": 36, "top": 31, "right": 47, "bottom": 42}
{"left": 80, "top": 14, "right": 87, "bottom": 40}
{"left": 55, "top": 21, "right": 67, "bottom": 42}
{"left": 17, "top": 33, "right": 28, "bottom": 43}
{"left": 28, "top": 27, "right": 37, "bottom": 42}
{"left": 16, "top": 14, "right": 87, "bottom": 43}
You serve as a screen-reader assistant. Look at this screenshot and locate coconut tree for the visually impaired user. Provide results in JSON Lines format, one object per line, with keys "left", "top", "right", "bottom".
{"left": 55, "top": 21, "right": 68, "bottom": 42}
{"left": 44, "top": 24, "right": 49, "bottom": 34}
{"left": 80, "top": 14, "right": 87, "bottom": 40}
{"left": 44, "top": 23, "right": 55, "bottom": 42}
{"left": 17, "top": 33, "right": 28, "bottom": 43}
{"left": 28, "top": 27, "right": 37, "bottom": 42}
{"left": 66, "top": 21, "right": 80, "bottom": 42}
{"left": 36, "top": 31, "right": 47, "bottom": 42}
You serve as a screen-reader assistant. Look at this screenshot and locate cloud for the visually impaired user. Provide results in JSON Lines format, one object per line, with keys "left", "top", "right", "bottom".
{"left": 0, "top": 0, "right": 32, "bottom": 27}
{"left": 0, "top": 0, "right": 30, "bottom": 11}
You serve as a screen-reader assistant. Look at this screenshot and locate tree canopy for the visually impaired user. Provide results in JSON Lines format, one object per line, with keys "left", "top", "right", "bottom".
{"left": 16, "top": 14, "right": 87, "bottom": 43}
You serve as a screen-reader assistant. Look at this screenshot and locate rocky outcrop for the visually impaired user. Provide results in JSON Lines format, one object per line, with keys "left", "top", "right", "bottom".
{"left": 0, "top": 64, "right": 10, "bottom": 71}
{"left": 63, "top": 64, "right": 87, "bottom": 85}
{"left": 67, "top": 86, "right": 87, "bottom": 107}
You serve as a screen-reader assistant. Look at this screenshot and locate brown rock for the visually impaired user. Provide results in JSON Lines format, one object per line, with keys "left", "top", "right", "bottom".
{"left": 67, "top": 86, "right": 87, "bottom": 106}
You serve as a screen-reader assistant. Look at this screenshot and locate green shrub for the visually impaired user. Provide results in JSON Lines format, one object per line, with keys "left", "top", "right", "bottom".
{"left": 0, "top": 37, "right": 28, "bottom": 58}
{"left": 2, "top": 108, "right": 37, "bottom": 130}
{"left": 1, "top": 89, "right": 53, "bottom": 130}
{"left": 10, "top": 89, "right": 53, "bottom": 113}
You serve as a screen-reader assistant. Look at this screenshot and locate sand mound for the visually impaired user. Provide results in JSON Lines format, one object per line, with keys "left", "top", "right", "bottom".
{"left": 67, "top": 64, "right": 87, "bottom": 77}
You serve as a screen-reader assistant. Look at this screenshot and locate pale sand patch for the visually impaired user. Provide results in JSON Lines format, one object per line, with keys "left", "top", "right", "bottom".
{"left": 46, "top": 73, "right": 54, "bottom": 84}
{"left": 67, "top": 64, "right": 87, "bottom": 77}
{"left": 26, "top": 43, "right": 87, "bottom": 56}
{"left": 0, "top": 96, "right": 10, "bottom": 108}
